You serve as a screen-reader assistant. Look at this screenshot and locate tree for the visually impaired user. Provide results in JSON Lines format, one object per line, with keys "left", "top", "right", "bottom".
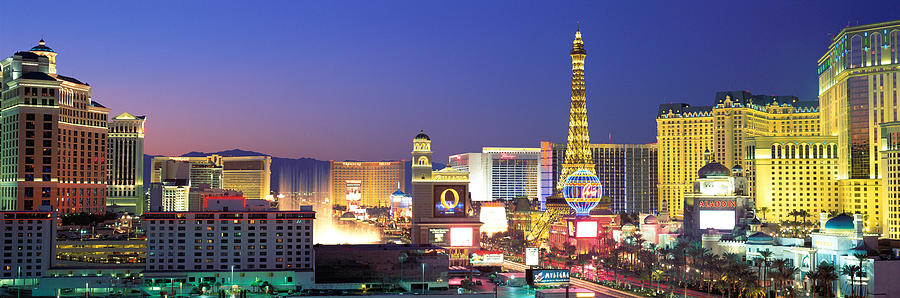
{"left": 757, "top": 207, "right": 769, "bottom": 221}
{"left": 759, "top": 249, "right": 773, "bottom": 292}
{"left": 651, "top": 269, "right": 666, "bottom": 294}
{"left": 806, "top": 269, "right": 820, "bottom": 298}
{"left": 816, "top": 262, "right": 837, "bottom": 297}
{"left": 854, "top": 252, "right": 868, "bottom": 297}
{"left": 840, "top": 264, "right": 861, "bottom": 298}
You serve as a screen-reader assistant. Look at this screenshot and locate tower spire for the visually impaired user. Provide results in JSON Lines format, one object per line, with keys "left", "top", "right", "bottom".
{"left": 558, "top": 29, "right": 593, "bottom": 190}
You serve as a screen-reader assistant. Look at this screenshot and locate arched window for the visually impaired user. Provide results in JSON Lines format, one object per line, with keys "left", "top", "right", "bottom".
{"left": 805, "top": 144, "right": 810, "bottom": 159}
{"left": 871, "top": 33, "right": 882, "bottom": 66}
{"left": 813, "top": 144, "right": 818, "bottom": 159}
{"left": 417, "top": 156, "right": 429, "bottom": 165}
{"left": 772, "top": 145, "right": 777, "bottom": 159}
{"left": 791, "top": 145, "right": 796, "bottom": 159}
{"left": 777, "top": 145, "right": 782, "bottom": 159}
{"left": 892, "top": 31, "right": 899, "bottom": 64}
{"left": 851, "top": 35, "right": 864, "bottom": 68}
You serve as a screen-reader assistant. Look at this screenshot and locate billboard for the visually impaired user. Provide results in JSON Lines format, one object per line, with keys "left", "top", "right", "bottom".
{"left": 450, "top": 227, "right": 473, "bottom": 247}
{"left": 575, "top": 220, "right": 598, "bottom": 238}
{"left": 526, "top": 269, "right": 570, "bottom": 287}
{"left": 429, "top": 228, "right": 449, "bottom": 246}
{"left": 434, "top": 185, "right": 467, "bottom": 217}
{"left": 346, "top": 180, "right": 361, "bottom": 210}
{"left": 525, "top": 248, "right": 539, "bottom": 266}
{"left": 479, "top": 203, "right": 508, "bottom": 236}
{"left": 699, "top": 210, "right": 736, "bottom": 230}
{"left": 470, "top": 250, "right": 504, "bottom": 266}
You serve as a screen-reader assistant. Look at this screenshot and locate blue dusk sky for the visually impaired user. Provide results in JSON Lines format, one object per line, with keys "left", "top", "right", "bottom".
{"left": 1, "top": 0, "right": 898, "bottom": 161}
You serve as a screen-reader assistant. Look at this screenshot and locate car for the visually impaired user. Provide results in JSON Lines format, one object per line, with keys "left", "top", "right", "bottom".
{"left": 475, "top": 280, "right": 483, "bottom": 286}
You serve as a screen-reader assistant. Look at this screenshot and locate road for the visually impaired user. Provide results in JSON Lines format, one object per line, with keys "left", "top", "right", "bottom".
{"left": 502, "top": 261, "right": 720, "bottom": 298}
{"left": 501, "top": 261, "right": 630, "bottom": 298}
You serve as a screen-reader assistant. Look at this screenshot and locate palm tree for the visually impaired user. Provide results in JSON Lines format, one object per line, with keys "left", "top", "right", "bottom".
{"left": 758, "top": 207, "right": 769, "bottom": 221}
{"left": 854, "top": 252, "right": 868, "bottom": 297}
{"left": 651, "top": 269, "right": 666, "bottom": 294}
{"left": 759, "top": 249, "right": 773, "bottom": 292}
{"left": 840, "top": 264, "right": 860, "bottom": 297}
{"left": 817, "top": 262, "right": 837, "bottom": 297}
{"left": 806, "top": 269, "right": 821, "bottom": 297}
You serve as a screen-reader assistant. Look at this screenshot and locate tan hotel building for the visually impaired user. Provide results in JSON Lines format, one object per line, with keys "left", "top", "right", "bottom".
{"left": 657, "top": 91, "right": 820, "bottom": 219}
{"left": 816, "top": 21, "right": 900, "bottom": 236}
{"left": 152, "top": 155, "right": 271, "bottom": 200}
{"left": 0, "top": 40, "right": 110, "bottom": 213}
{"left": 329, "top": 160, "right": 405, "bottom": 208}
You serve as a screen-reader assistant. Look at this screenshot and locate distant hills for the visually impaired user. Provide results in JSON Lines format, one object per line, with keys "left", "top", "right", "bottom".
{"left": 143, "top": 149, "right": 445, "bottom": 196}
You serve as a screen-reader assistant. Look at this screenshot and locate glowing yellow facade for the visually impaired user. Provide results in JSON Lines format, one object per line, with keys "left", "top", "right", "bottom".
{"left": 837, "top": 179, "right": 881, "bottom": 233}
{"left": 657, "top": 92, "right": 820, "bottom": 219}
{"left": 558, "top": 29, "right": 595, "bottom": 189}
{"left": 749, "top": 136, "right": 840, "bottom": 223}
{"left": 879, "top": 121, "right": 900, "bottom": 238}
{"left": 329, "top": 160, "right": 405, "bottom": 208}
{"left": 818, "top": 20, "right": 900, "bottom": 181}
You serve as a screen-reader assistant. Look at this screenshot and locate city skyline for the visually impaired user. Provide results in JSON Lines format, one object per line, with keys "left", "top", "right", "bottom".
{"left": 2, "top": 1, "right": 898, "bottom": 162}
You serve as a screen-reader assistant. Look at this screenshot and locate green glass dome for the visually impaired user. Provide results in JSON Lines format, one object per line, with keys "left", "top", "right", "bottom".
{"left": 30, "top": 39, "right": 54, "bottom": 52}
{"left": 824, "top": 214, "right": 855, "bottom": 230}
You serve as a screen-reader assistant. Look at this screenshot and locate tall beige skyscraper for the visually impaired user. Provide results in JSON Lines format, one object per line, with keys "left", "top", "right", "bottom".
{"left": 1, "top": 40, "right": 110, "bottom": 213}
{"left": 819, "top": 20, "right": 900, "bottom": 180}
{"left": 107, "top": 113, "right": 146, "bottom": 214}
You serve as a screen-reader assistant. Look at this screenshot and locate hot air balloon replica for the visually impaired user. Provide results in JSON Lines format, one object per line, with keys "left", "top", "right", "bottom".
{"left": 562, "top": 169, "right": 603, "bottom": 216}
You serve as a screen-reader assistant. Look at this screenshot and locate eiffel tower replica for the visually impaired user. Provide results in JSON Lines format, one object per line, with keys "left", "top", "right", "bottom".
{"left": 557, "top": 28, "right": 595, "bottom": 186}
{"left": 529, "top": 29, "right": 607, "bottom": 245}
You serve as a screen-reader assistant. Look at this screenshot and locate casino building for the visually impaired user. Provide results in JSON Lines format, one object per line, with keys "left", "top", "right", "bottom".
{"left": 1, "top": 40, "right": 111, "bottom": 213}
{"left": 448, "top": 147, "right": 541, "bottom": 202}
{"left": 329, "top": 160, "right": 405, "bottom": 208}
{"left": 542, "top": 141, "right": 658, "bottom": 214}
{"left": 657, "top": 91, "right": 820, "bottom": 220}
{"left": 409, "top": 131, "right": 482, "bottom": 266}
{"left": 682, "top": 153, "right": 754, "bottom": 239}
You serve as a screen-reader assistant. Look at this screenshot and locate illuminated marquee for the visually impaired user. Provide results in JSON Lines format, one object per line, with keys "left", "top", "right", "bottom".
{"left": 697, "top": 200, "right": 736, "bottom": 209}
{"left": 433, "top": 185, "right": 466, "bottom": 217}
{"left": 499, "top": 153, "right": 517, "bottom": 160}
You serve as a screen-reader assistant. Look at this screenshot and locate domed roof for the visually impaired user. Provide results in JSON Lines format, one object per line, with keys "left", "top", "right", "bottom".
{"left": 414, "top": 130, "right": 430, "bottom": 141}
{"left": 824, "top": 214, "right": 855, "bottom": 230}
{"left": 747, "top": 231, "right": 774, "bottom": 244}
{"left": 732, "top": 164, "right": 743, "bottom": 172}
{"left": 698, "top": 162, "right": 730, "bottom": 178}
{"left": 391, "top": 189, "right": 406, "bottom": 196}
{"left": 30, "top": 39, "right": 54, "bottom": 53}
{"left": 643, "top": 215, "right": 658, "bottom": 225}
{"left": 339, "top": 212, "right": 356, "bottom": 220}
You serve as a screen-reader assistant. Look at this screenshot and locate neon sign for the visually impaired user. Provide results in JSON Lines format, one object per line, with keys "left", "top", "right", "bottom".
{"left": 500, "top": 153, "right": 517, "bottom": 160}
{"left": 697, "top": 200, "right": 736, "bottom": 208}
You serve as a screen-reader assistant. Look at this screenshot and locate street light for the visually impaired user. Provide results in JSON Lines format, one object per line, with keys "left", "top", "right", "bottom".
{"left": 421, "top": 263, "right": 426, "bottom": 294}
{"left": 231, "top": 265, "right": 235, "bottom": 286}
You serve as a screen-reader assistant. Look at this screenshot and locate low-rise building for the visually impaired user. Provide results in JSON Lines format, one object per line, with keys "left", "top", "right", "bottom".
{"left": 142, "top": 203, "right": 315, "bottom": 293}
{"left": 0, "top": 210, "right": 55, "bottom": 286}
{"left": 313, "top": 244, "right": 449, "bottom": 291}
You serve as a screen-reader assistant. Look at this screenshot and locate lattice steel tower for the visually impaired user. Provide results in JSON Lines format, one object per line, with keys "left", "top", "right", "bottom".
{"left": 558, "top": 29, "right": 595, "bottom": 190}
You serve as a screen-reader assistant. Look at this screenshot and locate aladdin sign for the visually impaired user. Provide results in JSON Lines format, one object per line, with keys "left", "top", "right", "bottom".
{"left": 697, "top": 200, "right": 736, "bottom": 209}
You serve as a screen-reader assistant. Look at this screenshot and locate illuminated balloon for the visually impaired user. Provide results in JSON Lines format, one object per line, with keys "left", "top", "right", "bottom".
{"left": 562, "top": 170, "right": 603, "bottom": 216}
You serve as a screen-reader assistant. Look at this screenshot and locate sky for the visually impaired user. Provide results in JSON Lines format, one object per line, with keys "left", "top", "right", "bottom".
{"left": 2, "top": 0, "right": 899, "bottom": 161}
